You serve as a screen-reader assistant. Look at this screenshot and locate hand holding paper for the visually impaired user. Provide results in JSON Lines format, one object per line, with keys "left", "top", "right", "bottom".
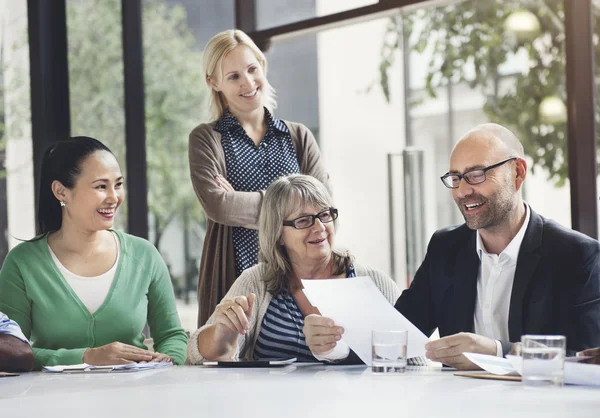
{"left": 425, "top": 333, "right": 498, "bottom": 370}
{"left": 301, "top": 276, "right": 430, "bottom": 366}
{"left": 303, "top": 314, "right": 344, "bottom": 356}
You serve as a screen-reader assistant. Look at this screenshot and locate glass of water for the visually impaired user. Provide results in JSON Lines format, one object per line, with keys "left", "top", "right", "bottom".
{"left": 521, "top": 335, "right": 566, "bottom": 388}
{"left": 371, "top": 330, "right": 407, "bottom": 374}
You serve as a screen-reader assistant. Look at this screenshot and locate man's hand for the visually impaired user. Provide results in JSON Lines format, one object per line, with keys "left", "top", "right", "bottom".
{"left": 0, "top": 334, "right": 34, "bottom": 372}
{"left": 425, "top": 332, "right": 497, "bottom": 370}
{"left": 577, "top": 347, "right": 600, "bottom": 365}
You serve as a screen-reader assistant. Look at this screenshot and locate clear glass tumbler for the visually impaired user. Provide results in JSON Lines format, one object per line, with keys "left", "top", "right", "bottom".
{"left": 521, "top": 335, "right": 566, "bottom": 388}
{"left": 371, "top": 330, "right": 408, "bottom": 374}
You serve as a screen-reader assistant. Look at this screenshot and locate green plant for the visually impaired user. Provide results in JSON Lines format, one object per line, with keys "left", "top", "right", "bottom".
{"left": 379, "top": 0, "right": 600, "bottom": 186}
{"left": 67, "top": 0, "right": 206, "bottom": 246}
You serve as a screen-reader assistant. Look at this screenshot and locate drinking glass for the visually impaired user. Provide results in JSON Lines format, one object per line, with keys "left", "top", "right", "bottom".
{"left": 371, "top": 330, "right": 407, "bottom": 374}
{"left": 521, "top": 335, "right": 566, "bottom": 388}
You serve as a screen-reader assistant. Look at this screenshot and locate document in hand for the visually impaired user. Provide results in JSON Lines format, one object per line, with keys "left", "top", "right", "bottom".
{"left": 43, "top": 361, "right": 173, "bottom": 373}
{"left": 462, "top": 353, "right": 600, "bottom": 386}
{"left": 301, "top": 276, "right": 430, "bottom": 366}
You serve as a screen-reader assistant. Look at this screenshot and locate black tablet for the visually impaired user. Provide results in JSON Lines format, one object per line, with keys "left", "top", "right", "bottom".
{"left": 200, "top": 357, "right": 297, "bottom": 367}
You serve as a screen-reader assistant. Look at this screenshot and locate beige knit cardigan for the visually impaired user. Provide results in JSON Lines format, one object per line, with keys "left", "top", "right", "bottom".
{"left": 187, "top": 263, "right": 400, "bottom": 364}
{"left": 188, "top": 120, "right": 330, "bottom": 327}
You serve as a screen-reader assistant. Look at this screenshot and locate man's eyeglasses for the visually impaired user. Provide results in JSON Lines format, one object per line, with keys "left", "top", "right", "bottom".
{"left": 440, "top": 157, "right": 517, "bottom": 189}
{"left": 283, "top": 208, "right": 338, "bottom": 230}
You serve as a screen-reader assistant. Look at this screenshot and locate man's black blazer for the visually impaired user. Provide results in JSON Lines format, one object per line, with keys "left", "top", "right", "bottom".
{"left": 394, "top": 208, "right": 600, "bottom": 355}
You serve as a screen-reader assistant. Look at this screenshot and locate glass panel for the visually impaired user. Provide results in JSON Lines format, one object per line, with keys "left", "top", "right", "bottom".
{"left": 143, "top": 0, "right": 234, "bottom": 332}
{"left": 404, "top": 0, "right": 570, "bottom": 234}
{"left": 594, "top": 0, "right": 600, "bottom": 237}
{"left": 66, "top": 0, "right": 128, "bottom": 231}
{"left": 267, "top": 16, "right": 408, "bottom": 286}
{"left": 256, "top": 0, "right": 377, "bottom": 30}
{"left": 0, "top": 0, "right": 35, "bottom": 253}
{"left": 268, "top": 0, "right": 570, "bottom": 288}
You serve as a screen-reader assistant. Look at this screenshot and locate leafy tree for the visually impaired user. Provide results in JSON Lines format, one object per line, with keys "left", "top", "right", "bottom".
{"left": 379, "top": 0, "right": 600, "bottom": 186}
{"left": 67, "top": 0, "right": 206, "bottom": 247}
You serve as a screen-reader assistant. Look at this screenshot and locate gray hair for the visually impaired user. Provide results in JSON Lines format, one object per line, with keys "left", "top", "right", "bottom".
{"left": 258, "top": 174, "right": 353, "bottom": 295}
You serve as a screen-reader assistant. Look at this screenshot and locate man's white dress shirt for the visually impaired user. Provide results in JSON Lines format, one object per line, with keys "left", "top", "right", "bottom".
{"left": 474, "top": 203, "right": 530, "bottom": 356}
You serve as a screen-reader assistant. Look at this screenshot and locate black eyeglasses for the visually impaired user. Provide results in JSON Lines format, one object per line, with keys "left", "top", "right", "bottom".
{"left": 440, "top": 157, "right": 517, "bottom": 189}
{"left": 283, "top": 208, "right": 338, "bottom": 230}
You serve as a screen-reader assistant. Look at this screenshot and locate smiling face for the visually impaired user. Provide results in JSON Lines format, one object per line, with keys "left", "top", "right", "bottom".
{"left": 449, "top": 136, "right": 518, "bottom": 231}
{"left": 58, "top": 151, "right": 124, "bottom": 233}
{"left": 210, "top": 45, "right": 266, "bottom": 116}
{"left": 280, "top": 203, "right": 336, "bottom": 266}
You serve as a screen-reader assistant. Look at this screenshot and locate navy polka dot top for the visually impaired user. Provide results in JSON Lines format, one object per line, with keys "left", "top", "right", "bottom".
{"left": 215, "top": 108, "right": 300, "bottom": 277}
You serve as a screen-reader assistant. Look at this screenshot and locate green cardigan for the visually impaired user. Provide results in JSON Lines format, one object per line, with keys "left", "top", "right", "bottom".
{"left": 0, "top": 230, "right": 188, "bottom": 369}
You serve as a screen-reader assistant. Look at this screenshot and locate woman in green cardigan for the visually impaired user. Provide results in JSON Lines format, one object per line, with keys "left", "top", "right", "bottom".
{"left": 0, "top": 137, "right": 188, "bottom": 369}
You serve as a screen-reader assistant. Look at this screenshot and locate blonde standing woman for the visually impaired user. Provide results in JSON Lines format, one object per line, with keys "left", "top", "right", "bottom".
{"left": 189, "top": 30, "right": 330, "bottom": 327}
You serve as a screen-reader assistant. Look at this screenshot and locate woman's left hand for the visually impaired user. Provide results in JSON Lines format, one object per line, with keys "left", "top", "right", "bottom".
{"left": 216, "top": 175, "right": 234, "bottom": 192}
{"left": 303, "top": 314, "right": 344, "bottom": 356}
{"left": 149, "top": 352, "right": 173, "bottom": 363}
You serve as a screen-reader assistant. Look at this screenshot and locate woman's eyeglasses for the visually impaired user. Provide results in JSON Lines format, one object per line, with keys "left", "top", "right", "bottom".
{"left": 283, "top": 208, "right": 338, "bottom": 230}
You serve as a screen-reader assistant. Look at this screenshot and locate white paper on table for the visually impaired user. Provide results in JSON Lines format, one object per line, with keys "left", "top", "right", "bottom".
{"left": 463, "top": 353, "right": 519, "bottom": 375}
{"left": 563, "top": 362, "right": 600, "bottom": 386}
{"left": 465, "top": 353, "right": 600, "bottom": 387}
{"left": 506, "top": 355, "right": 600, "bottom": 386}
{"left": 43, "top": 361, "right": 173, "bottom": 373}
{"left": 43, "top": 363, "right": 97, "bottom": 372}
{"left": 301, "top": 276, "right": 429, "bottom": 366}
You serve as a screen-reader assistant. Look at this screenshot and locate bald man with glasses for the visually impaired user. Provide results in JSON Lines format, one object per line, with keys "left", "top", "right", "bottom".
{"left": 394, "top": 123, "right": 600, "bottom": 370}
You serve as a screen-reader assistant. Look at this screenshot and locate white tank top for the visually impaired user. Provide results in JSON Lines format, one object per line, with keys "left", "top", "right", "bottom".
{"left": 49, "top": 231, "right": 120, "bottom": 314}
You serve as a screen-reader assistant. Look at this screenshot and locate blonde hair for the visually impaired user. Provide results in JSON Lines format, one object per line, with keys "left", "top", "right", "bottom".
{"left": 259, "top": 174, "right": 353, "bottom": 295}
{"left": 202, "top": 29, "right": 277, "bottom": 121}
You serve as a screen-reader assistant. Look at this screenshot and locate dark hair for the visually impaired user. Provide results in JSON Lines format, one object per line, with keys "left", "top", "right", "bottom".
{"left": 36, "top": 136, "right": 113, "bottom": 236}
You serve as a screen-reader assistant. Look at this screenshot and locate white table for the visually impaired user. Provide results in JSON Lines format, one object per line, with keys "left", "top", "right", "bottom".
{"left": 1, "top": 365, "right": 598, "bottom": 417}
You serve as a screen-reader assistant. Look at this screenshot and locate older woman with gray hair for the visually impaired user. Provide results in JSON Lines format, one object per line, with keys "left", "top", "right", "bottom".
{"left": 187, "top": 174, "right": 399, "bottom": 363}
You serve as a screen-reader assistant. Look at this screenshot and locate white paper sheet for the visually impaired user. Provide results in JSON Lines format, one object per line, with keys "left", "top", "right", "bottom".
{"left": 464, "top": 353, "right": 600, "bottom": 386}
{"left": 463, "top": 353, "right": 519, "bottom": 375}
{"left": 301, "top": 276, "right": 429, "bottom": 365}
{"left": 43, "top": 361, "right": 173, "bottom": 373}
{"left": 505, "top": 355, "right": 600, "bottom": 386}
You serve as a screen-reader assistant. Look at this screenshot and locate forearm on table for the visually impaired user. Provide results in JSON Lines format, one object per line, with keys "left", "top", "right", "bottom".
{"left": 0, "top": 335, "right": 34, "bottom": 372}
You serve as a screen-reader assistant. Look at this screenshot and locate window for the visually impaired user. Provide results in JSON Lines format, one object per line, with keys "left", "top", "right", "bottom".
{"left": 143, "top": 0, "right": 235, "bottom": 331}
{"left": 67, "top": 0, "right": 128, "bottom": 231}
{"left": 0, "top": 0, "right": 34, "bottom": 252}
{"left": 256, "top": 0, "right": 377, "bottom": 30}
{"left": 264, "top": 0, "right": 571, "bottom": 288}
